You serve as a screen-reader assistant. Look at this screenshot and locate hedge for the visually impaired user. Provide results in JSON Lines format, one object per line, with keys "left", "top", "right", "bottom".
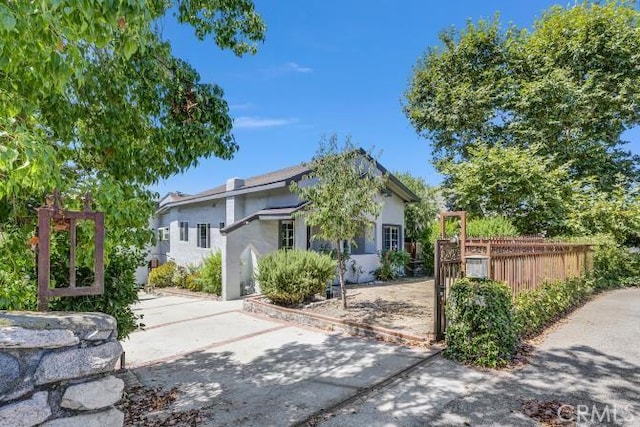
{"left": 444, "top": 278, "right": 518, "bottom": 368}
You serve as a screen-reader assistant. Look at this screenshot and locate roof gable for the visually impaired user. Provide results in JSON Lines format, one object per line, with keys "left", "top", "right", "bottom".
{"left": 158, "top": 150, "right": 419, "bottom": 210}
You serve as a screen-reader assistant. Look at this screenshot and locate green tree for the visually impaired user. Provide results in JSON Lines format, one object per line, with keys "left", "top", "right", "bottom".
{"left": 0, "top": 1, "right": 265, "bottom": 337}
{"left": 441, "top": 144, "right": 571, "bottom": 235}
{"left": 394, "top": 172, "right": 439, "bottom": 244}
{"left": 291, "top": 135, "right": 386, "bottom": 309}
{"left": 565, "top": 175, "right": 640, "bottom": 244}
{"left": 404, "top": 1, "right": 640, "bottom": 190}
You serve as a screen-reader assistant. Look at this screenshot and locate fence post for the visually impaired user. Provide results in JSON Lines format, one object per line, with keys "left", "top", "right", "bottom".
{"left": 434, "top": 241, "right": 443, "bottom": 340}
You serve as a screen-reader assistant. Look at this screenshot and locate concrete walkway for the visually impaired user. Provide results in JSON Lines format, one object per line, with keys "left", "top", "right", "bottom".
{"left": 121, "top": 292, "right": 440, "bottom": 426}
{"left": 316, "top": 287, "right": 640, "bottom": 426}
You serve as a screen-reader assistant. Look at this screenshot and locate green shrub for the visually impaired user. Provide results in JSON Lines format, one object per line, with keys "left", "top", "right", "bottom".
{"left": 0, "top": 270, "right": 36, "bottom": 310}
{"left": 444, "top": 278, "right": 518, "bottom": 368}
{"left": 513, "top": 277, "right": 592, "bottom": 338}
{"left": 51, "top": 249, "right": 142, "bottom": 340}
{"left": 592, "top": 244, "right": 640, "bottom": 290}
{"left": 429, "top": 216, "right": 520, "bottom": 242}
{"left": 197, "top": 252, "right": 222, "bottom": 295}
{"left": 172, "top": 265, "right": 188, "bottom": 288}
{"left": 256, "top": 249, "right": 336, "bottom": 305}
{"left": 148, "top": 261, "right": 177, "bottom": 288}
{"left": 466, "top": 217, "right": 520, "bottom": 238}
{"left": 375, "top": 250, "right": 410, "bottom": 281}
{"left": 184, "top": 272, "right": 202, "bottom": 292}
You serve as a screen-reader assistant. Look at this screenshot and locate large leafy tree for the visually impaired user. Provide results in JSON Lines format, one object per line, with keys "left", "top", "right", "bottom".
{"left": 0, "top": 1, "right": 265, "bottom": 336}
{"left": 291, "top": 135, "right": 386, "bottom": 309}
{"left": 404, "top": 1, "right": 640, "bottom": 191}
{"left": 441, "top": 144, "right": 572, "bottom": 235}
{"left": 394, "top": 172, "right": 439, "bottom": 244}
{"left": 404, "top": 1, "right": 640, "bottom": 241}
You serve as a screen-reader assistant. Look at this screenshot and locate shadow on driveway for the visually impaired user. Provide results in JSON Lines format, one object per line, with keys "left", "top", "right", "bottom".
{"left": 132, "top": 329, "right": 435, "bottom": 426}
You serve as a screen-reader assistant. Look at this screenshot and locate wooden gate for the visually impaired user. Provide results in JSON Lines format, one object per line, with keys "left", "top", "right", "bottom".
{"left": 433, "top": 210, "right": 593, "bottom": 340}
{"left": 433, "top": 239, "right": 462, "bottom": 340}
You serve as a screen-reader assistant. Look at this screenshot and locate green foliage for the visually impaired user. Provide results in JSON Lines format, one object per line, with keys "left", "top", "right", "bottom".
{"left": 441, "top": 144, "right": 571, "bottom": 235}
{"left": 0, "top": 1, "right": 264, "bottom": 325}
{"left": 405, "top": 1, "right": 640, "bottom": 239}
{"left": 565, "top": 176, "right": 640, "bottom": 244}
{"left": 444, "top": 278, "right": 518, "bottom": 368}
{"left": 422, "top": 216, "right": 520, "bottom": 275}
{"left": 184, "top": 272, "right": 203, "bottom": 292}
{"left": 50, "top": 249, "right": 142, "bottom": 340}
{"left": 375, "top": 250, "right": 410, "bottom": 281}
{"left": 256, "top": 249, "right": 336, "bottom": 306}
{"left": 405, "top": 1, "right": 640, "bottom": 187}
{"left": 291, "top": 135, "right": 386, "bottom": 308}
{"left": 429, "top": 216, "right": 520, "bottom": 242}
{"left": 466, "top": 216, "right": 521, "bottom": 238}
{"left": 197, "top": 252, "right": 222, "bottom": 295}
{"left": 172, "top": 265, "right": 189, "bottom": 288}
{"left": 394, "top": 172, "right": 439, "bottom": 243}
{"left": 148, "top": 261, "right": 177, "bottom": 288}
{"left": 513, "top": 278, "right": 593, "bottom": 338}
{"left": 512, "top": 243, "right": 640, "bottom": 339}
{"left": 0, "top": 270, "right": 36, "bottom": 311}
{"left": 592, "top": 244, "right": 640, "bottom": 290}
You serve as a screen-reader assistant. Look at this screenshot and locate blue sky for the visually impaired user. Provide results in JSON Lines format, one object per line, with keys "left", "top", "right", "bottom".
{"left": 152, "top": 0, "right": 640, "bottom": 196}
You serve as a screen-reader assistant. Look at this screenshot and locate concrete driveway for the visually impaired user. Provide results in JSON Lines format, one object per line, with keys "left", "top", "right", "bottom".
{"left": 121, "top": 292, "right": 440, "bottom": 426}
{"left": 315, "top": 287, "right": 640, "bottom": 426}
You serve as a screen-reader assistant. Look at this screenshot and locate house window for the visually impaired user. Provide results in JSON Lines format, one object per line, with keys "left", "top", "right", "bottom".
{"left": 382, "top": 225, "right": 401, "bottom": 251}
{"left": 158, "top": 227, "right": 169, "bottom": 242}
{"left": 179, "top": 221, "right": 188, "bottom": 241}
{"left": 279, "top": 220, "right": 294, "bottom": 250}
{"left": 197, "top": 223, "right": 210, "bottom": 248}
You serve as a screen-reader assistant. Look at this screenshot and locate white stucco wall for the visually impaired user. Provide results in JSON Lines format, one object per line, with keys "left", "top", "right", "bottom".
{"left": 378, "top": 192, "right": 406, "bottom": 248}
{"left": 223, "top": 220, "right": 279, "bottom": 300}
{"left": 342, "top": 193, "right": 406, "bottom": 283}
{"left": 243, "top": 188, "right": 301, "bottom": 217}
{"left": 164, "top": 201, "right": 226, "bottom": 267}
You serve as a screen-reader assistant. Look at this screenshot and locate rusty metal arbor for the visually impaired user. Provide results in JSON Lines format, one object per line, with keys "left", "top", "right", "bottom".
{"left": 37, "top": 190, "right": 105, "bottom": 311}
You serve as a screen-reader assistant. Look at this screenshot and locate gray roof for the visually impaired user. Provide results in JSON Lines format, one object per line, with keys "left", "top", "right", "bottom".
{"left": 221, "top": 203, "right": 308, "bottom": 234}
{"left": 163, "top": 164, "right": 309, "bottom": 207}
{"left": 158, "top": 154, "right": 419, "bottom": 211}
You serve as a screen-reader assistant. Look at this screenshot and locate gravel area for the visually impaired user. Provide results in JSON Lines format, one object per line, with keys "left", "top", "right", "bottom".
{"left": 304, "top": 278, "right": 435, "bottom": 337}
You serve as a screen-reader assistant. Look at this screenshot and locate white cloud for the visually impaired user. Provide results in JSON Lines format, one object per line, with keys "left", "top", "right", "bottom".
{"left": 234, "top": 116, "right": 298, "bottom": 129}
{"left": 284, "top": 62, "right": 313, "bottom": 73}
{"left": 260, "top": 62, "right": 313, "bottom": 78}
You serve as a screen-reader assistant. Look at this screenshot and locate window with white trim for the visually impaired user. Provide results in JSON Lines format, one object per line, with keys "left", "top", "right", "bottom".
{"left": 382, "top": 225, "right": 401, "bottom": 251}
{"left": 179, "top": 221, "right": 188, "bottom": 241}
{"left": 158, "top": 227, "right": 169, "bottom": 242}
{"left": 279, "top": 220, "right": 294, "bottom": 250}
{"left": 197, "top": 223, "right": 210, "bottom": 248}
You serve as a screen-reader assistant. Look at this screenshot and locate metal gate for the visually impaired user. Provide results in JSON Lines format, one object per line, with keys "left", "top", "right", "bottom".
{"left": 433, "top": 239, "right": 462, "bottom": 340}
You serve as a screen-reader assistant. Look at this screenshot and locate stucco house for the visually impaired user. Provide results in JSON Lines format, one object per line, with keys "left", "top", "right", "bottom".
{"left": 141, "top": 156, "right": 418, "bottom": 300}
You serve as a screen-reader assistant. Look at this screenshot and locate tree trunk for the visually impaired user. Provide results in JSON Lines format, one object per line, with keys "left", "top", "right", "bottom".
{"left": 336, "top": 241, "right": 347, "bottom": 309}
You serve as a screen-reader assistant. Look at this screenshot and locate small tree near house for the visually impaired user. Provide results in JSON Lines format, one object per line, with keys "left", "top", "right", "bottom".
{"left": 291, "top": 134, "right": 386, "bottom": 309}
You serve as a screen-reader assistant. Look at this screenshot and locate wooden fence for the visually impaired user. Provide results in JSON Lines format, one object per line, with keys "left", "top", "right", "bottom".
{"left": 465, "top": 238, "right": 593, "bottom": 295}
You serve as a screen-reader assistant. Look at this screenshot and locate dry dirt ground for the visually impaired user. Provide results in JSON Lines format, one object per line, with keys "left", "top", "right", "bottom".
{"left": 304, "top": 278, "right": 435, "bottom": 337}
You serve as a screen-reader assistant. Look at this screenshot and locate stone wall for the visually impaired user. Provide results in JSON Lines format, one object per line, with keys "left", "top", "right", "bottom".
{"left": 0, "top": 311, "right": 124, "bottom": 426}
